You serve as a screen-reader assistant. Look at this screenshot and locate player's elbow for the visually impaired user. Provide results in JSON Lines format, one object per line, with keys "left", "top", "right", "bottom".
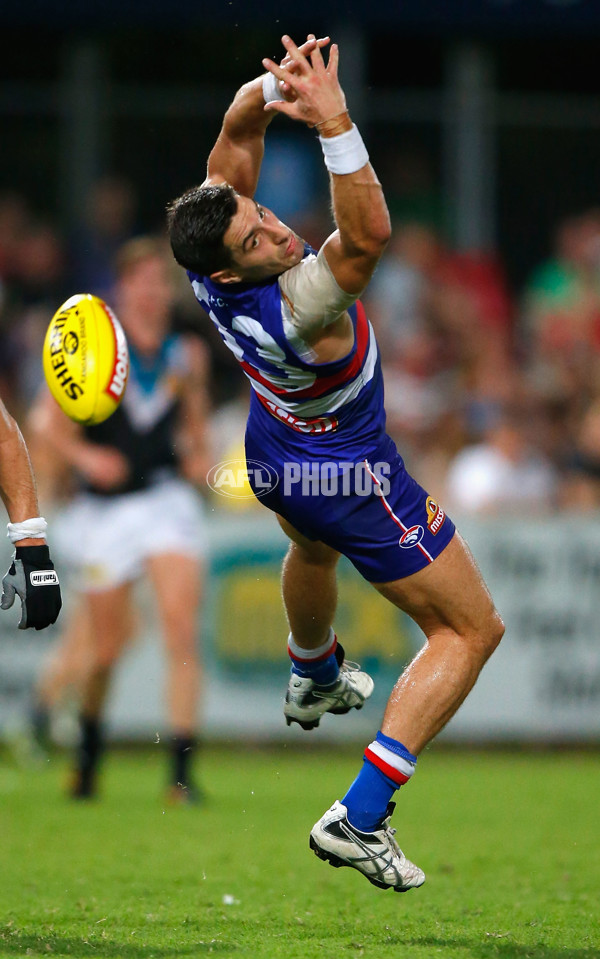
{"left": 370, "top": 222, "right": 392, "bottom": 255}
{"left": 357, "top": 215, "right": 392, "bottom": 258}
{"left": 346, "top": 224, "right": 391, "bottom": 262}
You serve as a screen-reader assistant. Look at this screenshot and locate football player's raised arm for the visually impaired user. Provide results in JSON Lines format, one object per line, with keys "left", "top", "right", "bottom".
{"left": 262, "top": 35, "right": 391, "bottom": 297}
{"left": 205, "top": 35, "right": 330, "bottom": 198}
{"left": 319, "top": 144, "right": 391, "bottom": 297}
{"left": 205, "top": 77, "right": 273, "bottom": 199}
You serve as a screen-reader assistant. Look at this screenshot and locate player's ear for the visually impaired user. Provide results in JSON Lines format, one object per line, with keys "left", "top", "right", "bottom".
{"left": 210, "top": 267, "right": 244, "bottom": 285}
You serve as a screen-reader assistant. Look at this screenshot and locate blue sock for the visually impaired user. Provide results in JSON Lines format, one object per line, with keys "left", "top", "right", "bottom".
{"left": 342, "top": 732, "right": 417, "bottom": 833}
{"left": 290, "top": 652, "right": 339, "bottom": 686}
{"left": 342, "top": 760, "right": 398, "bottom": 833}
{"left": 288, "top": 629, "right": 339, "bottom": 686}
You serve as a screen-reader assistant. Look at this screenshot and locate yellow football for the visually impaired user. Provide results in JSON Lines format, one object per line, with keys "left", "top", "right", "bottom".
{"left": 42, "top": 293, "right": 129, "bottom": 425}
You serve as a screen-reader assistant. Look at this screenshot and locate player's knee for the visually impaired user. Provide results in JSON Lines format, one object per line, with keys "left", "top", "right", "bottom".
{"left": 92, "top": 643, "right": 122, "bottom": 671}
{"left": 459, "top": 607, "right": 503, "bottom": 666}
{"left": 481, "top": 607, "right": 505, "bottom": 659}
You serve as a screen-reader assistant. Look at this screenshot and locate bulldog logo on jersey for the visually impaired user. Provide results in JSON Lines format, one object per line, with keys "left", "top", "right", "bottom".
{"left": 426, "top": 496, "right": 446, "bottom": 536}
{"left": 399, "top": 525, "right": 424, "bottom": 549}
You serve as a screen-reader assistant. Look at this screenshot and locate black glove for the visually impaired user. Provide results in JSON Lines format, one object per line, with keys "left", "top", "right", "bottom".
{"left": 1, "top": 544, "right": 62, "bottom": 630}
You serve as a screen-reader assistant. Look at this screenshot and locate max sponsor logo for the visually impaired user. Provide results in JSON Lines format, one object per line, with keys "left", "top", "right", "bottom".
{"left": 426, "top": 495, "right": 446, "bottom": 536}
{"left": 30, "top": 570, "right": 60, "bottom": 586}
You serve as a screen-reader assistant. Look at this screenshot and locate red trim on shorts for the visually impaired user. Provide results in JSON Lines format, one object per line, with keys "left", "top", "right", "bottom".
{"left": 364, "top": 460, "right": 434, "bottom": 564}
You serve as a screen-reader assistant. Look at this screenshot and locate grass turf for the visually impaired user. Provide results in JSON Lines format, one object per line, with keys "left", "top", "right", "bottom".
{"left": 0, "top": 744, "right": 598, "bottom": 958}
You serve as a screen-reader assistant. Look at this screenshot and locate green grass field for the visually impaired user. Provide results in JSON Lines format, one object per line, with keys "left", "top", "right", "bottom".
{"left": 1, "top": 744, "right": 598, "bottom": 959}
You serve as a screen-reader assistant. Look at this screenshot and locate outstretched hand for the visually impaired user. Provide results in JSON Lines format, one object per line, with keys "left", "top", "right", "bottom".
{"left": 277, "top": 34, "right": 331, "bottom": 100}
{"left": 263, "top": 34, "right": 346, "bottom": 127}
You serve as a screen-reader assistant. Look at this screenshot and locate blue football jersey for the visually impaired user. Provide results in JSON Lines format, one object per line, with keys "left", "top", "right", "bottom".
{"left": 188, "top": 252, "right": 387, "bottom": 463}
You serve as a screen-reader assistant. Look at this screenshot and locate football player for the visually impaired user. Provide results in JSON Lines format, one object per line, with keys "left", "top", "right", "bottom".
{"left": 166, "top": 34, "right": 504, "bottom": 890}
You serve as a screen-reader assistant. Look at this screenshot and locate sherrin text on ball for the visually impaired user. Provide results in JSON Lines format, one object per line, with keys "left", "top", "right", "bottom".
{"left": 43, "top": 293, "right": 129, "bottom": 425}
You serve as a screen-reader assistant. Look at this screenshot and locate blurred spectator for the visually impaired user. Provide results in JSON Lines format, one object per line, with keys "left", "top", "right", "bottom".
{"left": 69, "top": 174, "right": 138, "bottom": 299}
{"left": 0, "top": 192, "right": 32, "bottom": 404}
{"left": 559, "top": 398, "right": 600, "bottom": 510}
{"left": 0, "top": 205, "right": 68, "bottom": 414}
{"left": 377, "top": 146, "right": 445, "bottom": 233}
{"left": 521, "top": 208, "right": 600, "bottom": 405}
{"left": 0, "top": 191, "right": 30, "bottom": 282}
{"left": 444, "top": 403, "right": 559, "bottom": 516}
{"left": 363, "top": 218, "right": 515, "bottom": 490}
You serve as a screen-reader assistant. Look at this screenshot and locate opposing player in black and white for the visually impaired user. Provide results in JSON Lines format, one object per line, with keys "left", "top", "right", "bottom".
{"left": 30, "top": 237, "right": 210, "bottom": 800}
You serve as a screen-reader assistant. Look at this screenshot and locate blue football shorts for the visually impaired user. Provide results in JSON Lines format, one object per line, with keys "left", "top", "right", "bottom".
{"left": 245, "top": 432, "right": 455, "bottom": 583}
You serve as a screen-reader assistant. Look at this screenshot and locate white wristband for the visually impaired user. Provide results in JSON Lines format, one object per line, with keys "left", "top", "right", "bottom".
{"left": 262, "top": 72, "right": 285, "bottom": 104}
{"left": 319, "top": 124, "right": 369, "bottom": 175}
{"left": 7, "top": 517, "right": 48, "bottom": 544}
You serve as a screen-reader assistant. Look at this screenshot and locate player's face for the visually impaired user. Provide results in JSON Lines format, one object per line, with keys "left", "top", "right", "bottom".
{"left": 216, "top": 195, "right": 304, "bottom": 283}
{"left": 120, "top": 255, "right": 174, "bottom": 314}
{"left": 118, "top": 254, "right": 175, "bottom": 347}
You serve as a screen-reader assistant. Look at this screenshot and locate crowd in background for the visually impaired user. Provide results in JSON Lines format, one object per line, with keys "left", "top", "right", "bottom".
{"left": 2, "top": 168, "right": 600, "bottom": 520}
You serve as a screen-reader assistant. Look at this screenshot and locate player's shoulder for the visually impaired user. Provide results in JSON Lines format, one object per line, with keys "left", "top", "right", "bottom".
{"left": 276, "top": 245, "right": 318, "bottom": 292}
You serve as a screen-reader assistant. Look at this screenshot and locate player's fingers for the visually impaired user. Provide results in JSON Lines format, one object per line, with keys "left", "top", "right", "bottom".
{"left": 295, "top": 36, "right": 316, "bottom": 59}
{"left": 308, "top": 35, "right": 328, "bottom": 73}
{"left": 263, "top": 100, "right": 295, "bottom": 118}
{"left": 279, "top": 34, "right": 309, "bottom": 73}
{"left": 282, "top": 37, "right": 315, "bottom": 74}
{"left": 296, "top": 34, "right": 330, "bottom": 58}
{"left": 18, "top": 603, "right": 28, "bottom": 629}
{"left": 0, "top": 581, "right": 15, "bottom": 610}
{"left": 262, "top": 57, "right": 289, "bottom": 83}
{"left": 326, "top": 42, "right": 340, "bottom": 79}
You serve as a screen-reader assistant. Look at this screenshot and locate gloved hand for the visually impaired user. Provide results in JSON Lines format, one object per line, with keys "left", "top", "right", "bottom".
{"left": 1, "top": 544, "right": 62, "bottom": 630}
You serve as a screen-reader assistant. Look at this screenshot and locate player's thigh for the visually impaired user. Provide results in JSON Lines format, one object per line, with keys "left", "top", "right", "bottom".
{"left": 276, "top": 514, "right": 341, "bottom": 566}
{"left": 372, "top": 531, "right": 502, "bottom": 642}
{"left": 84, "top": 582, "right": 135, "bottom": 662}
{"left": 146, "top": 552, "right": 202, "bottom": 650}
{"left": 48, "top": 598, "right": 95, "bottom": 675}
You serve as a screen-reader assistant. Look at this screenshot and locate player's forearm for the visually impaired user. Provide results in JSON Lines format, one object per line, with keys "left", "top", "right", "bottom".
{"left": 34, "top": 416, "right": 92, "bottom": 477}
{"left": 319, "top": 117, "right": 391, "bottom": 293}
{"left": 30, "top": 404, "right": 81, "bottom": 472}
{"left": 330, "top": 165, "right": 391, "bottom": 261}
{"left": 206, "top": 76, "right": 275, "bottom": 194}
{"left": 221, "top": 76, "right": 273, "bottom": 142}
{"left": 0, "top": 414, "right": 40, "bottom": 523}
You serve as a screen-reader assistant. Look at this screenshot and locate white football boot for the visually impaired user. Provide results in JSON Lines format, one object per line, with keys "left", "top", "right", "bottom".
{"left": 284, "top": 656, "right": 374, "bottom": 731}
{"left": 310, "top": 800, "right": 425, "bottom": 892}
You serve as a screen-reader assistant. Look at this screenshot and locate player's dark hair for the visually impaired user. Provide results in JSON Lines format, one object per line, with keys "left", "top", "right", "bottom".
{"left": 166, "top": 183, "right": 238, "bottom": 276}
